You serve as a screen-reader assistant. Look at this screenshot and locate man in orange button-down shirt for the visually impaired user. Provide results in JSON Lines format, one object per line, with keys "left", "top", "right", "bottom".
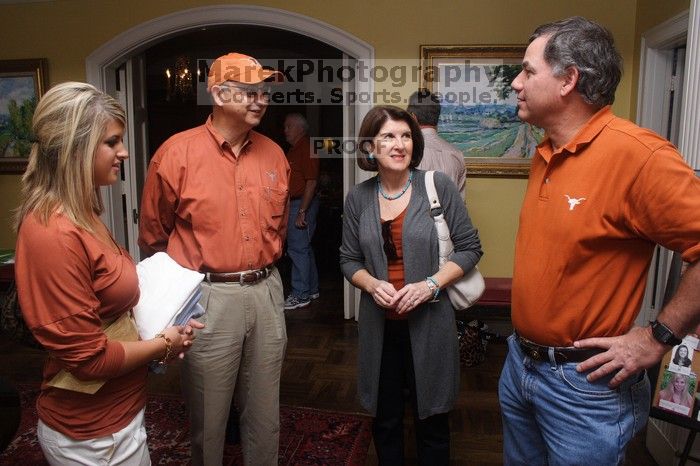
{"left": 139, "top": 53, "right": 289, "bottom": 466}
{"left": 499, "top": 17, "right": 700, "bottom": 465}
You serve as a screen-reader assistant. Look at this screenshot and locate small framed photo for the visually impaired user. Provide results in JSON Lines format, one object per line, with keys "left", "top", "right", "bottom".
{"left": 0, "top": 58, "right": 48, "bottom": 174}
{"left": 655, "top": 369, "right": 697, "bottom": 417}
{"left": 669, "top": 336, "right": 699, "bottom": 375}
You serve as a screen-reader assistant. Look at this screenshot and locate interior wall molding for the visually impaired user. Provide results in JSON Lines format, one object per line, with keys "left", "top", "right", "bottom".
{"left": 86, "top": 4, "right": 374, "bottom": 85}
{"left": 678, "top": 0, "right": 700, "bottom": 168}
{"left": 636, "top": 9, "right": 689, "bottom": 134}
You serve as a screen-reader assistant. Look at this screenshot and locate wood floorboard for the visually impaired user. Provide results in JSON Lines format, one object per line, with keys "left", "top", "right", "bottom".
{"left": 0, "top": 275, "right": 658, "bottom": 465}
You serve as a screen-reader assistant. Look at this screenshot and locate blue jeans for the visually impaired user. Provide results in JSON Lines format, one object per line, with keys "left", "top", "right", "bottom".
{"left": 498, "top": 334, "right": 650, "bottom": 466}
{"left": 286, "top": 197, "right": 319, "bottom": 299}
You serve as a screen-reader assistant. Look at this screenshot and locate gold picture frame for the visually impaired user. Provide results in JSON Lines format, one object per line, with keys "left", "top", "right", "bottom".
{"left": 0, "top": 58, "right": 48, "bottom": 174}
{"left": 420, "top": 45, "right": 542, "bottom": 178}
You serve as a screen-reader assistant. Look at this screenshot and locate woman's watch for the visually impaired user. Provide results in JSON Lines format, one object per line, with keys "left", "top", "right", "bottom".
{"left": 298, "top": 208, "right": 306, "bottom": 215}
{"left": 650, "top": 320, "right": 682, "bottom": 346}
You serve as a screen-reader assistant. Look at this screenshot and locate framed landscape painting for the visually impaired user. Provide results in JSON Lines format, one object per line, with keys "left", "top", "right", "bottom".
{"left": 0, "top": 58, "right": 48, "bottom": 174}
{"left": 420, "top": 45, "right": 543, "bottom": 177}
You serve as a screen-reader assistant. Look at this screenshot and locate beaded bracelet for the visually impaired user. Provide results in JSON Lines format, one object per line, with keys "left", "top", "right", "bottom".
{"left": 425, "top": 276, "right": 440, "bottom": 300}
{"left": 154, "top": 333, "right": 172, "bottom": 365}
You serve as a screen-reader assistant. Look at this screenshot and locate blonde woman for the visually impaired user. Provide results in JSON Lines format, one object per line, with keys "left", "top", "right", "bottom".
{"left": 14, "top": 82, "right": 202, "bottom": 465}
{"left": 657, "top": 372, "right": 695, "bottom": 411}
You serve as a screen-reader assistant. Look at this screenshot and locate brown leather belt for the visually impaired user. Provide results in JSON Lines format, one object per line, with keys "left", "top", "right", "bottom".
{"left": 204, "top": 266, "right": 273, "bottom": 285}
{"left": 516, "top": 334, "right": 604, "bottom": 364}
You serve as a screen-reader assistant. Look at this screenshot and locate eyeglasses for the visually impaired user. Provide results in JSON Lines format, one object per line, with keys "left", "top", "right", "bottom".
{"left": 381, "top": 220, "right": 398, "bottom": 261}
{"left": 217, "top": 84, "right": 272, "bottom": 101}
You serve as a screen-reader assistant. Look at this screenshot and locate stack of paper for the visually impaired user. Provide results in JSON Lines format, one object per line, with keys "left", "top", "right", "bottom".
{"left": 133, "top": 252, "right": 205, "bottom": 340}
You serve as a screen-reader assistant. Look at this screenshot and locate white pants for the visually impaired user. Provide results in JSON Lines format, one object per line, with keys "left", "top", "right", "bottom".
{"left": 37, "top": 408, "right": 151, "bottom": 466}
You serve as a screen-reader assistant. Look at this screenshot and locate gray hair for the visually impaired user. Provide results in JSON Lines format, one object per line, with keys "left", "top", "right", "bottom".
{"left": 407, "top": 89, "right": 441, "bottom": 126}
{"left": 530, "top": 16, "right": 622, "bottom": 107}
{"left": 285, "top": 113, "right": 309, "bottom": 134}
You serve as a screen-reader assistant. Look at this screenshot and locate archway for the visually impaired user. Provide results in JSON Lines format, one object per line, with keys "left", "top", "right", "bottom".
{"left": 85, "top": 5, "right": 374, "bottom": 319}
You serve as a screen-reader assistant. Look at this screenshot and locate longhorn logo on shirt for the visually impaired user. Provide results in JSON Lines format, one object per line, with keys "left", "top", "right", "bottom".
{"left": 564, "top": 195, "right": 586, "bottom": 211}
{"left": 266, "top": 170, "right": 277, "bottom": 182}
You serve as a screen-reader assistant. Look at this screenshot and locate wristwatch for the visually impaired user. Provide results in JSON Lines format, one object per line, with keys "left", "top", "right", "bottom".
{"left": 298, "top": 208, "right": 306, "bottom": 215}
{"left": 650, "top": 320, "right": 682, "bottom": 346}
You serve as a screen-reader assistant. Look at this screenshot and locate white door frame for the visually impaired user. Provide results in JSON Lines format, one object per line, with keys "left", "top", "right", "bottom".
{"left": 635, "top": 9, "right": 689, "bottom": 330}
{"left": 636, "top": 4, "right": 700, "bottom": 464}
{"left": 85, "top": 5, "right": 374, "bottom": 319}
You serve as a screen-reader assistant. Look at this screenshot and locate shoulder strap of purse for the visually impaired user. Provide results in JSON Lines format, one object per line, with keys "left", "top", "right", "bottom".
{"left": 424, "top": 170, "right": 443, "bottom": 218}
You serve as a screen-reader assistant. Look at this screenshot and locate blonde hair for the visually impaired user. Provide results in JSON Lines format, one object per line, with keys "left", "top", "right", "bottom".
{"left": 14, "top": 82, "right": 126, "bottom": 232}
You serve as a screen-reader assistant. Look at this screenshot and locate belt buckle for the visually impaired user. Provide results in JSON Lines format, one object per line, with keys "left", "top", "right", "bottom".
{"left": 518, "top": 337, "right": 543, "bottom": 361}
{"left": 239, "top": 272, "right": 247, "bottom": 285}
{"left": 526, "top": 346, "right": 541, "bottom": 360}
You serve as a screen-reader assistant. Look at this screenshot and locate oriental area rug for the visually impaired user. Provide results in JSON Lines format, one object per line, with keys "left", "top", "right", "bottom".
{"left": 0, "top": 385, "right": 372, "bottom": 466}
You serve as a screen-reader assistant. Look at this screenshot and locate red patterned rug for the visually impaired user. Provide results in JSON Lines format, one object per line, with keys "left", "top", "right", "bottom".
{"left": 0, "top": 385, "right": 372, "bottom": 465}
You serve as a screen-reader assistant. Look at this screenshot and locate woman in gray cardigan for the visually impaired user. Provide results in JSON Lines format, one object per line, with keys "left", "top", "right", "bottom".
{"left": 339, "top": 106, "right": 482, "bottom": 465}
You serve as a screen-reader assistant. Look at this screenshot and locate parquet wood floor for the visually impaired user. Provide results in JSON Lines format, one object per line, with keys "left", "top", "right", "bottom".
{"left": 0, "top": 274, "right": 658, "bottom": 465}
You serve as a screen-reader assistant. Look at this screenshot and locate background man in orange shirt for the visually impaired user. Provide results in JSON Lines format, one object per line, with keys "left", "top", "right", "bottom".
{"left": 499, "top": 17, "right": 700, "bottom": 465}
{"left": 139, "top": 53, "right": 289, "bottom": 466}
{"left": 282, "top": 113, "right": 320, "bottom": 310}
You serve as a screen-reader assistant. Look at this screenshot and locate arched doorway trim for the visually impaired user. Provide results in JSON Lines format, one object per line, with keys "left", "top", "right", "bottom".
{"left": 86, "top": 4, "right": 373, "bottom": 83}
{"left": 85, "top": 5, "right": 372, "bottom": 320}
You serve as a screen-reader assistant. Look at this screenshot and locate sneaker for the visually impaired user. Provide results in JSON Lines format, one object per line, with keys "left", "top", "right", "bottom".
{"left": 284, "top": 295, "right": 311, "bottom": 310}
{"left": 310, "top": 292, "right": 320, "bottom": 300}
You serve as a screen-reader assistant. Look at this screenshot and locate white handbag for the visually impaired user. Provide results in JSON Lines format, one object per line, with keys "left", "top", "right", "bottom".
{"left": 425, "top": 171, "right": 485, "bottom": 310}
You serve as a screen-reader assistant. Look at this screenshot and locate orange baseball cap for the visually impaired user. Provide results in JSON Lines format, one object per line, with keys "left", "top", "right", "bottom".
{"left": 207, "top": 52, "right": 284, "bottom": 91}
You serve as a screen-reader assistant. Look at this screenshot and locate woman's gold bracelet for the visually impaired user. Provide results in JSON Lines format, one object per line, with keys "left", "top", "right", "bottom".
{"left": 154, "top": 333, "right": 172, "bottom": 365}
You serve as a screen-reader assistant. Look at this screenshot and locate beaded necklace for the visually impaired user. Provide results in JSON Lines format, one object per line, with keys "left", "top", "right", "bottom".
{"left": 377, "top": 170, "right": 413, "bottom": 201}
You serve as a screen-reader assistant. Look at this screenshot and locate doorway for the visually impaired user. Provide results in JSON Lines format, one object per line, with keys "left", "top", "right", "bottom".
{"left": 85, "top": 5, "right": 375, "bottom": 319}
{"left": 141, "top": 25, "right": 345, "bottom": 302}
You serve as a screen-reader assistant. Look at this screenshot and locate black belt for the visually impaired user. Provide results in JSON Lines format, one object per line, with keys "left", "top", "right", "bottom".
{"left": 516, "top": 334, "right": 604, "bottom": 363}
{"left": 204, "top": 266, "right": 273, "bottom": 284}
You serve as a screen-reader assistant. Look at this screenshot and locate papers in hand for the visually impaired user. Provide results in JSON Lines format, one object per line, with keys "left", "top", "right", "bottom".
{"left": 133, "top": 252, "right": 205, "bottom": 341}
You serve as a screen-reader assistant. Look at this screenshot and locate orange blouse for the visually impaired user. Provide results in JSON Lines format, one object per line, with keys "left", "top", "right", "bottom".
{"left": 384, "top": 208, "right": 407, "bottom": 320}
{"left": 15, "top": 213, "right": 144, "bottom": 440}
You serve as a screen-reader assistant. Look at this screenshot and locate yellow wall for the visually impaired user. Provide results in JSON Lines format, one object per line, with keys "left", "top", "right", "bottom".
{"left": 635, "top": 0, "right": 690, "bottom": 42}
{"left": 0, "top": 0, "right": 661, "bottom": 275}
{"left": 0, "top": 176, "right": 20, "bottom": 244}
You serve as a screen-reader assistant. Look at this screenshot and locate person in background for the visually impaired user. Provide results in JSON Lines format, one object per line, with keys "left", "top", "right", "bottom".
{"left": 14, "top": 81, "right": 199, "bottom": 466}
{"left": 407, "top": 89, "right": 466, "bottom": 193}
{"left": 139, "top": 52, "right": 289, "bottom": 466}
{"left": 339, "top": 105, "right": 482, "bottom": 465}
{"left": 500, "top": 16, "right": 700, "bottom": 465}
{"left": 283, "top": 113, "right": 320, "bottom": 310}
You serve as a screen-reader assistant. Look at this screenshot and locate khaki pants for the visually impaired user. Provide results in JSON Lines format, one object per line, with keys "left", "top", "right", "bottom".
{"left": 182, "top": 267, "right": 287, "bottom": 466}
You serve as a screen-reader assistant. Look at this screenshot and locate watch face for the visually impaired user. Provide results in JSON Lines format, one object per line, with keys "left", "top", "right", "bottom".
{"left": 653, "top": 321, "right": 681, "bottom": 345}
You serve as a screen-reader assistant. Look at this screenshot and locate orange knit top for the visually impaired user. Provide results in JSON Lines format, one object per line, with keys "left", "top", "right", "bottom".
{"left": 383, "top": 208, "right": 407, "bottom": 320}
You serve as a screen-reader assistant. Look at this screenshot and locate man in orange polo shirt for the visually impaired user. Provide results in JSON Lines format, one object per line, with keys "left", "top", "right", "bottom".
{"left": 139, "top": 53, "right": 289, "bottom": 466}
{"left": 499, "top": 17, "right": 700, "bottom": 465}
